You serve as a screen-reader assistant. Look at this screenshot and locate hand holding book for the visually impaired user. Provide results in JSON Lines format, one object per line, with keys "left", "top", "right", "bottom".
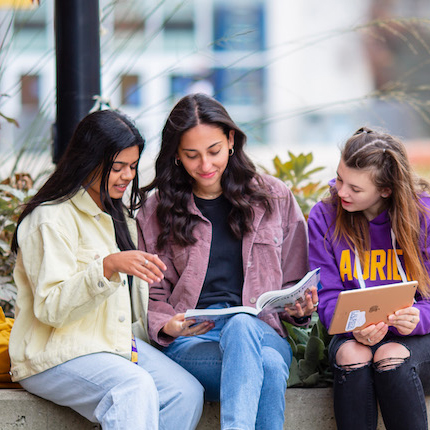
{"left": 185, "top": 268, "right": 321, "bottom": 324}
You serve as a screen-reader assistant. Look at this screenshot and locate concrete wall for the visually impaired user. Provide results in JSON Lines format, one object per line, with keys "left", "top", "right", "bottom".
{"left": 3, "top": 387, "right": 423, "bottom": 429}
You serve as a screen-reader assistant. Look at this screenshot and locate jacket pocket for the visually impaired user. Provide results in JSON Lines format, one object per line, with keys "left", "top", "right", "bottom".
{"left": 253, "top": 227, "right": 283, "bottom": 247}
{"left": 76, "top": 247, "right": 100, "bottom": 270}
{"left": 252, "top": 227, "right": 283, "bottom": 277}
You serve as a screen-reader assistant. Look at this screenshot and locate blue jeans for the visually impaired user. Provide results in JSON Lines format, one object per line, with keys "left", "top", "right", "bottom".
{"left": 164, "top": 309, "right": 293, "bottom": 430}
{"left": 330, "top": 333, "right": 430, "bottom": 430}
{"left": 19, "top": 337, "right": 204, "bottom": 430}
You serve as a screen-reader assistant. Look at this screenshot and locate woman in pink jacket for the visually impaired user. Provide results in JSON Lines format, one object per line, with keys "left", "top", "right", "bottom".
{"left": 137, "top": 93, "right": 318, "bottom": 430}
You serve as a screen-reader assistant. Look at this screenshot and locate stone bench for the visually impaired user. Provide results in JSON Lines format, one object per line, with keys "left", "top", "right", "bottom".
{"left": 4, "top": 387, "right": 428, "bottom": 429}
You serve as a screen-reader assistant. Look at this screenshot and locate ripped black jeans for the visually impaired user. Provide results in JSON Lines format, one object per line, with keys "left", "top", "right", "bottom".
{"left": 329, "top": 333, "right": 430, "bottom": 430}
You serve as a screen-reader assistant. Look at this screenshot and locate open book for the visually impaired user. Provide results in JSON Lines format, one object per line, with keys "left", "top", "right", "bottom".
{"left": 185, "top": 267, "right": 321, "bottom": 323}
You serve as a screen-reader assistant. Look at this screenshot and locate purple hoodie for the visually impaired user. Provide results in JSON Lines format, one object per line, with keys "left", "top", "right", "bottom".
{"left": 308, "top": 184, "right": 430, "bottom": 336}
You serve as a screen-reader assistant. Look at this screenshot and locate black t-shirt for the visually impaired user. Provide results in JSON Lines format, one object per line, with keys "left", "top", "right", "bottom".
{"left": 194, "top": 194, "right": 244, "bottom": 308}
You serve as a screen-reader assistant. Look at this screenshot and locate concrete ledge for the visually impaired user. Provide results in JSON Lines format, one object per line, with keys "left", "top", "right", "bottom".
{"left": 1, "top": 388, "right": 429, "bottom": 429}
{"left": 198, "top": 389, "right": 430, "bottom": 429}
{"left": 1, "top": 389, "right": 99, "bottom": 430}
{"left": 197, "top": 388, "right": 338, "bottom": 429}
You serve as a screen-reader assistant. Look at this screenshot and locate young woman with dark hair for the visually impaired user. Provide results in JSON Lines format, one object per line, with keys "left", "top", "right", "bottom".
{"left": 308, "top": 127, "right": 430, "bottom": 430}
{"left": 137, "top": 93, "right": 318, "bottom": 430}
{"left": 9, "top": 110, "right": 204, "bottom": 430}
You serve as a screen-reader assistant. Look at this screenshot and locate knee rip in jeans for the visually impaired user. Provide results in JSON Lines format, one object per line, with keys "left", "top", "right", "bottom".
{"left": 335, "top": 360, "right": 372, "bottom": 372}
{"left": 333, "top": 361, "right": 372, "bottom": 384}
{"left": 374, "top": 355, "right": 410, "bottom": 372}
{"left": 335, "top": 361, "right": 372, "bottom": 372}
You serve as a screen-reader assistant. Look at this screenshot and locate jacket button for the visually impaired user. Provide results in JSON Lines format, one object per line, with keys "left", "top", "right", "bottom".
{"left": 247, "top": 261, "right": 252, "bottom": 268}
{"left": 250, "top": 297, "right": 257, "bottom": 304}
{"left": 94, "top": 254, "right": 100, "bottom": 260}
{"left": 274, "top": 237, "right": 279, "bottom": 244}
{"left": 118, "top": 315, "right": 125, "bottom": 322}
{"left": 94, "top": 215, "right": 100, "bottom": 221}
{"left": 97, "top": 281, "right": 104, "bottom": 288}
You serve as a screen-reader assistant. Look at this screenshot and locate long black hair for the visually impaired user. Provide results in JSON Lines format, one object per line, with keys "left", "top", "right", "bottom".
{"left": 140, "top": 93, "right": 271, "bottom": 251}
{"left": 12, "top": 109, "right": 145, "bottom": 253}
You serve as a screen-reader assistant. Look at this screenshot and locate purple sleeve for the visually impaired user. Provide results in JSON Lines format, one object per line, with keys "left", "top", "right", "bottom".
{"left": 308, "top": 202, "right": 344, "bottom": 330}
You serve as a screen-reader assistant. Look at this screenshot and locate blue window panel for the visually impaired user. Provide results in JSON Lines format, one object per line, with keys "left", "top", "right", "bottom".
{"left": 170, "top": 75, "right": 214, "bottom": 100}
{"left": 171, "top": 75, "right": 195, "bottom": 99}
{"left": 121, "top": 75, "right": 141, "bottom": 107}
{"left": 213, "top": 3, "right": 265, "bottom": 51}
{"left": 212, "top": 68, "right": 264, "bottom": 105}
{"left": 124, "top": 84, "right": 140, "bottom": 106}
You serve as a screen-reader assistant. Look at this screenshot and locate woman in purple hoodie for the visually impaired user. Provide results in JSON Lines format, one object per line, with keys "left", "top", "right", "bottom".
{"left": 308, "top": 127, "right": 430, "bottom": 430}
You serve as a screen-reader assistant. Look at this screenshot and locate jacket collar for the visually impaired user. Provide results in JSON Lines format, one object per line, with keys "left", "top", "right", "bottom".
{"left": 70, "top": 188, "right": 104, "bottom": 217}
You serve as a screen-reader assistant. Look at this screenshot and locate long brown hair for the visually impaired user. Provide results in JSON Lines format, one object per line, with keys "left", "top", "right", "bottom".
{"left": 328, "top": 127, "right": 430, "bottom": 297}
{"left": 140, "top": 93, "right": 272, "bottom": 251}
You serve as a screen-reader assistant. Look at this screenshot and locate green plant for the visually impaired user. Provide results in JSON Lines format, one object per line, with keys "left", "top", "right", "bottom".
{"left": 0, "top": 175, "right": 36, "bottom": 317}
{"left": 265, "top": 152, "right": 333, "bottom": 386}
{"left": 285, "top": 314, "right": 333, "bottom": 388}
{"left": 265, "top": 151, "right": 329, "bottom": 218}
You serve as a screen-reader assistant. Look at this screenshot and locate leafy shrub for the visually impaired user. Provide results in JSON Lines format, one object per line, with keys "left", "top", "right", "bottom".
{"left": 285, "top": 314, "right": 333, "bottom": 388}
{"left": 263, "top": 151, "right": 329, "bottom": 218}
{"left": 0, "top": 175, "right": 36, "bottom": 317}
{"left": 265, "top": 152, "right": 333, "bottom": 387}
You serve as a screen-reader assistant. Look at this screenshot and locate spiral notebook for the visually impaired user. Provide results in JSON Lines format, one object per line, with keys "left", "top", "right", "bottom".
{"left": 328, "top": 280, "right": 418, "bottom": 335}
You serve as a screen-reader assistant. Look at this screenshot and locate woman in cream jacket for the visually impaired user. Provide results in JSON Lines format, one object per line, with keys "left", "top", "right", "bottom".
{"left": 9, "top": 110, "right": 204, "bottom": 430}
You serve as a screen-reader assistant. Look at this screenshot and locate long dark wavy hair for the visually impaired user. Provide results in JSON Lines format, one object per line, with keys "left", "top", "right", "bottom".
{"left": 12, "top": 109, "right": 145, "bottom": 253}
{"left": 326, "top": 126, "right": 430, "bottom": 296}
{"left": 140, "top": 93, "right": 272, "bottom": 251}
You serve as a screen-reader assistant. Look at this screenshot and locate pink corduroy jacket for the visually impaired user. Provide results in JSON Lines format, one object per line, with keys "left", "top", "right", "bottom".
{"left": 136, "top": 175, "right": 309, "bottom": 347}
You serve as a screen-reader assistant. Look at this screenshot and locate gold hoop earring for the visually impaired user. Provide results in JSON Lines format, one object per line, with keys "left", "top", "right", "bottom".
{"left": 229, "top": 148, "right": 234, "bottom": 156}
{"left": 174, "top": 158, "right": 181, "bottom": 166}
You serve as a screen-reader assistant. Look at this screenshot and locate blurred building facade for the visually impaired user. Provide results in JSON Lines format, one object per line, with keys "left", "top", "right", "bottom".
{"left": 1, "top": 0, "right": 430, "bottom": 177}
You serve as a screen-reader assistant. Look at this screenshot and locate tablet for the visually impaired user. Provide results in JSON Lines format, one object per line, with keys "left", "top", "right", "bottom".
{"left": 328, "top": 281, "right": 418, "bottom": 335}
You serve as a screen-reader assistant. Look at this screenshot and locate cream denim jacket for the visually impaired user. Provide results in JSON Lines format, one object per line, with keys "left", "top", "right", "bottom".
{"left": 9, "top": 189, "right": 149, "bottom": 381}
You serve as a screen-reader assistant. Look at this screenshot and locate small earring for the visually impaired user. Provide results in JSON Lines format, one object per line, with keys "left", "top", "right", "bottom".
{"left": 229, "top": 148, "right": 234, "bottom": 156}
{"left": 174, "top": 158, "right": 181, "bottom": 166}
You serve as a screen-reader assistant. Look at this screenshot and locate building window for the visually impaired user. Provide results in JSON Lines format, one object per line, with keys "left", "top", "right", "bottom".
{"left": 212, "top": 67, "right": 264, "bottom": 105}
{"left": 121, "top": 74, "right": 141, "bottom": 106}
{"left": 14, "top": 2, "right": 46, "bottom": 31}
{"left": 113, "top": 0, "right": 145, "bottom": 33}
{"left": 13, "top": 2, "right": 47, "bottom": 49}
{"left": 21, "top": 74, "right": 40, "bottom": 108}
{"left": 213, "top": 3, "right": 265, "bottom": 51}
{"left": 171, "top": 74, "right": 214, "bottom": 101}
{"left": 163, "top": 2, "right": 194, "bottom": 51}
